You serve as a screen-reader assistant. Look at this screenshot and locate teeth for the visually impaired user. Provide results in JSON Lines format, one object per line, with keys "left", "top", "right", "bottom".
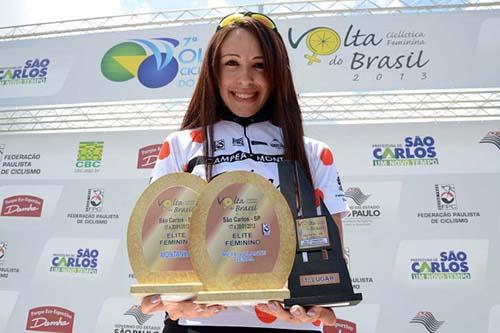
{"left": 234, "top": 93, "right": 255, "bottom": 99}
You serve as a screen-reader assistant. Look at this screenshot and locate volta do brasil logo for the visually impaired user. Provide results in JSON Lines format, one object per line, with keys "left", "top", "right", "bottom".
{"left": 101, "top": 38, "right": 181, "bottom": 89}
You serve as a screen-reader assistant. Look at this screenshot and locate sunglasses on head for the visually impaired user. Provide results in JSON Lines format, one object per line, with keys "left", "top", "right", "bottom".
{"left": 216, "top": 11, "right": 277, "bottom": 32}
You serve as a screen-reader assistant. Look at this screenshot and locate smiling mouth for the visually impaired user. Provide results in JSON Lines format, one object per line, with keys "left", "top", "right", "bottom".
{"left": 232, "top": 91, "right": 258, "bottom": 102}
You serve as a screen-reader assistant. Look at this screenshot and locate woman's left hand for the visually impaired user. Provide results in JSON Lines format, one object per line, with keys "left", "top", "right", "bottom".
{"left": 256, "top": 302, "right": 336, "bottom": 325}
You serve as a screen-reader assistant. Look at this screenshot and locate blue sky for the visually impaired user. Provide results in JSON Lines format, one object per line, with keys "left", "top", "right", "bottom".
{"left": 0, "top": 0, "right": 285, "bottom": 27}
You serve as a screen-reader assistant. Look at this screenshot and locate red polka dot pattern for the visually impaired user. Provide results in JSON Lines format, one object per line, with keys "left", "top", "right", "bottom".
{"left": 314, "top": 188, "right": 324, "bottom": 207}
{"left": 158, "top": 142, "right": 170, "bottom": 160}
{"left": 190, "top": 130, "right": 204, "bottom": 143}
{"left": 254, "top": 307, "right": 277, "bottom": 324}
{"left": 320, "top": 148, "right": 334, "bottom": 165}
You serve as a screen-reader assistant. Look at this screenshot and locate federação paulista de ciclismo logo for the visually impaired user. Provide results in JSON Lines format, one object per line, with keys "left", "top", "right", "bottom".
{"left": 101, "top": 37, "right": 202, "bottom": 89}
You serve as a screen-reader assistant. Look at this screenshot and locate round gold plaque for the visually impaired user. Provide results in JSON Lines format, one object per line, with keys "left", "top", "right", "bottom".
{"left": 127, "top": 173, "right": 207, "bottom": 300}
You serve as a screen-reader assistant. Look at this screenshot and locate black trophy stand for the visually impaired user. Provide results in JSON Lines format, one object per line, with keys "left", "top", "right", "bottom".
{"left": 278, "top": 160, "right": 362, "bottom": 308}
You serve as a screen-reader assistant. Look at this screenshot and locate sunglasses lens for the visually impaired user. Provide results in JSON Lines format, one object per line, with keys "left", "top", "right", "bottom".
{"left": 250, "top": 13, "right": 276, "bottom": 30}
{"left": 219, "top": 13, "right": 244, "bottom": 28}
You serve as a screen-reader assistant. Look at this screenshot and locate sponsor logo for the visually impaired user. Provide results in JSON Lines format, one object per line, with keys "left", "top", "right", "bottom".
{"left": 479, "top": 131, "right": 500, "bottom": 150}
{"left": 0, "top": 241, "right": 6, "bottom": 264}
{"left": 25, "top": 306, "right": 74, "bottom": 333}
{"left": 124, "top": 305, "right": 153, "bottom": 325}
{"left": 323, "top": 318, "right": 357, "bottom": 333}
{"left": 372, "top": 136, "right": 438, "bottom": 167}
{"left": 345, "top": 187, "right": 370, "bottom": 205}
{"left": 411, "top": 250, "right": 470, "bottom": 280}
{"left": 410, "top": 311, "right": 444, "bottom": 333}
{"left": 137, "top": 144, "right": 162, "bottom": 169}
{"left": 0, "top": 241, "right": 20, "bottom": 278}
{"left": 232, "top": 137, "right": 244, "bottom": 147}
{"left": 344, "top": 187, "right": 381, "bottom": 226}
{"left": 288, "top": 23, "right": 429, "bottom": 82}
{"left": 0, "top": 147, "right": 42, "bottom": 175}
{"left": 435, "top": 184, "right": 456, "bottom": 210}
{"left": 1, "top": 195, "right": 43, "bottom": 217}
{"left": 112, "top": 304, "right": 161, "bottom": 333}
{"left": 101, "top": 36, "right": 202, "bottom": 89}
{"left": 0, "top": 58, "right": 50, "bottom": 87}
{"left": 86, "top": 189, "right": 104, "bottom": 212}
{"left": 213, "top": 139, "right": 225, "bottom": 151}
{"left": 75, "top": 141, "right": 103, "bottom": 173}
{"left": 416, "top": 185, "right": 480, "bottom": 224}
{"left": 50, "top": 248, "right": 99, "bottom": 274}
{"left": 270, "top": 139, "right": 284, "bottom": 149}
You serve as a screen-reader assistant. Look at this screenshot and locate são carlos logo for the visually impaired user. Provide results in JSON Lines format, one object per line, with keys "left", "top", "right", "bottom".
{"left": 288, "top": 27, "right": 341, "bottom": 65}
{"left": 101, "top": 38, "right": 180, "bottom": 88}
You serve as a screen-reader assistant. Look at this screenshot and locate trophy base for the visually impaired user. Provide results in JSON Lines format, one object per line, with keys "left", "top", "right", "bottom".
{"left": 196, "top": 289, "right": 291, "bottom": 306}
{"left": 284, "top": 292, "right": 363, "bottom": 308}
{"left": 130, "top": 283, "right": 204, "bottom": 302}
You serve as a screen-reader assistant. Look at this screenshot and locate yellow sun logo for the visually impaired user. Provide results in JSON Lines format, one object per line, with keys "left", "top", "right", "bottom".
{"left": 305, "top": 27, "right": 341, "bottom": 65}
{"left": 222, "top": 197, "right": 234, "bottom": 208}
{"left": 161, "top": 199, "right": 173, "bottom": 209}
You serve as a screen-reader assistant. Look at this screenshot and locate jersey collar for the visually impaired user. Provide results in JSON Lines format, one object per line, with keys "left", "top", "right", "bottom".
{"left": 218, "top": 106, "right": 270, "bottom": 127}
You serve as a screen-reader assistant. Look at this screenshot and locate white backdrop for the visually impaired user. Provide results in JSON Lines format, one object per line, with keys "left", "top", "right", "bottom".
{"left": 1, "top": 9, "right": 500, "bottom": 107}
{"left": 1, "top": 120, "right": 499, "bottom": 332}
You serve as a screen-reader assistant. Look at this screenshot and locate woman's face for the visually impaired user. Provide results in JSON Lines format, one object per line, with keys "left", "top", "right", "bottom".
{"left": 217, "top": 28, "right": 271, "bottom": 118}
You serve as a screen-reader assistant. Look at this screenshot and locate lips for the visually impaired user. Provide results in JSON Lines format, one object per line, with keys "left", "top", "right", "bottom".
{"left": 231, "top": 91, "right": 258, "bottom": 103}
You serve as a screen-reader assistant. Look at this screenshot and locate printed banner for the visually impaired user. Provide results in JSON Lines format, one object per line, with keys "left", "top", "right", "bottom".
{"left": 1, "top": 10, "right": 500, "bottom": 107}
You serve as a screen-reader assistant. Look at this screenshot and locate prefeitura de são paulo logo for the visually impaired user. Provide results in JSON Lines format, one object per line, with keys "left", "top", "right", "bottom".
{"left": 101, "top": 38, "right": 180, "bottom": 88}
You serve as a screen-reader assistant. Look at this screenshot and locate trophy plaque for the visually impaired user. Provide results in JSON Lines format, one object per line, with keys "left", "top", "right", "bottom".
{"left": 127, "top": 173, "right": 207, "bottom": 302}
{"left": 189, "top": 171, "right": 296, "bottom": 306}
{"left": 278, "top": 161, "right": 362, "bottom": 308}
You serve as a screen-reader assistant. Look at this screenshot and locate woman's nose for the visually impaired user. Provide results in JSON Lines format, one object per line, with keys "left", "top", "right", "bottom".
{"left": 237, "top": 65, "right": 254, "bottom": 84}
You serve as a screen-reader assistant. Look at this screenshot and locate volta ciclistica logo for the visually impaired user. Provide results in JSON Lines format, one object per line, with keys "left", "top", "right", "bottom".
{"left": 101, "top": 37, "right": 202, "bottom": 89}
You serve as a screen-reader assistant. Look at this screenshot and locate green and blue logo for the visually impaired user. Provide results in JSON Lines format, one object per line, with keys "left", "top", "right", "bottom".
{"left": 101, "top": 38, "right": 180, "bottom": 89}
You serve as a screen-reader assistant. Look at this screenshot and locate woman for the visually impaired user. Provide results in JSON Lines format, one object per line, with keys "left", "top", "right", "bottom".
{"left": 142, "top": 12, "right": 350, "bottom": 333}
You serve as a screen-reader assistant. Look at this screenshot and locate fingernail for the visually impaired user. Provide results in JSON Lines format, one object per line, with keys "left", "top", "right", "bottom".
{"left": 150, "top": 295, "right": 161, "bottom": 304}
{"left": 306, "top": 309, "right": 317, "bottom": 317}
{"left": 269, "top": 302, "right": 278, "bottom": 311}
{"left": 291, "top": 306, "right": 302, "bottom": 316}
{"left": 195, "top": 306, "right": 204, "bottom": 313}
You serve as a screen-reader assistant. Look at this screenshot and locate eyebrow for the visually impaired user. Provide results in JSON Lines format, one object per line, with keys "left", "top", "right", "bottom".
{"left": 221, "top": 53, "right": 264, "bottom": 60}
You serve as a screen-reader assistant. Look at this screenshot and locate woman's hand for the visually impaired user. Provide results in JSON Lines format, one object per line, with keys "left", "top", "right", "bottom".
{"left": 256, "top": 302, "right": 336, "bottom": 326}
{"left": 140, "top": 295, "right": 225, "bottom": 320}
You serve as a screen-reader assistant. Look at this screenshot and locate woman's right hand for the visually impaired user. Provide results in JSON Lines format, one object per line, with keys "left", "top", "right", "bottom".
{"left": 140, "top": 295, "right": 225, "bottom": 320}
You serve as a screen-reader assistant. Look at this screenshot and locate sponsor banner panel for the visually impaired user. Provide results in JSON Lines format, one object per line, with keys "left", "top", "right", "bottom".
{"left": 94, "top": 297, "right": 164, "bottom": 333}
{"left": 1, "top": 10, "right": 500, "bottom": 107}
{"left": 489, "top": 305, "right": 500, "bottom": 333}
{"left": 394, "top": 239, "right": 489, "bottom": 289}
{"left": 0, "top": 290, "right": 19, "bottom": 333}
{"left": 52, "top": 180, "right": 145, "bottom": 234}
{"left": 399, "top": 175, "right": 499, "bottom": 237}
{"left": 0, "top": 131, "right": 172, "bottom": 179}
{"left": 342, "top": 180, "right": 402, "bottom": 239}
{"left": 33, "top": 238, "right": 119, "bottom": 282}
{"left": 343, "top": 240, "right": 384, "bottom": 303}
{"left": 305, "top": 120, "right": 500, "bottom": 176}
{"left": 0, "top": 185, "right": 62, "bottom": 224}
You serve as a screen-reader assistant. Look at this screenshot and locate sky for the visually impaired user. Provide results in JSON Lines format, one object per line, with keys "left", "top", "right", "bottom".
{"left": 0, "top": 0, "right": 285, "bottom": 28}
{"left": 0, "top": 0, "right": 484, "bottom": 28}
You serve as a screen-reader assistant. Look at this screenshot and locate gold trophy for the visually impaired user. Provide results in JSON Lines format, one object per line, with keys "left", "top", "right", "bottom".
{"left": 189, "top": 171, "right": 296, "bottom": 305}
{"left": 127, "top": 173, "right": 206, "bottom": 302}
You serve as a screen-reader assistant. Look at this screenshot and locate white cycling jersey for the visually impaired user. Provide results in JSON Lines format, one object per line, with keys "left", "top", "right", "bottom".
{"left": 151, "top": 115, "right": 350, "bottom": 331}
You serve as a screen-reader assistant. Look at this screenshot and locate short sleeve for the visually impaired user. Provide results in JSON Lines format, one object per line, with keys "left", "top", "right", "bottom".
{"left": 306, "top": 138, "right": 351, "bottom": 218}
{"left": 150, "top": 132, "right": 184, "bottom": 183}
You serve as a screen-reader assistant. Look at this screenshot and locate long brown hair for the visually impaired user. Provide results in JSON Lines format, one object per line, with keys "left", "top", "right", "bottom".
{"left": 181, "top": 16, "right": 312, "bottom": 184}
